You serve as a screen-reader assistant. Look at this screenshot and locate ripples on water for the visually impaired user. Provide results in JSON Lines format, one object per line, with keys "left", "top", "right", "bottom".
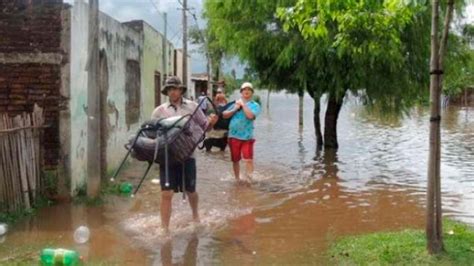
{"left": 254, "top": 92, "right": 473, "bottom": 225}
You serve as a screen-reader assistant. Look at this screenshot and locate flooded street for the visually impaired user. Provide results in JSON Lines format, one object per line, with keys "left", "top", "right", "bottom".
{"left": 1, "top": 91, "right": 473, "bottom": 265}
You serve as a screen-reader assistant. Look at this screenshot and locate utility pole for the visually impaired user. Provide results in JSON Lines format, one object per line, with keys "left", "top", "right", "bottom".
{"left": 87, "top": 0, "right": 101, "bottom": 198}
{"left": 163, "top": 12, "right": 168, "bottom": 80}
{"left": 206, "top": 52, "right": 212, "bottom": 96}
{"left": 182, "top": 0, "right": 188, "bottom": 89}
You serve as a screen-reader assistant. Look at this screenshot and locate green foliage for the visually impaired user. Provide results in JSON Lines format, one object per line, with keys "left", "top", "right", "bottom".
{"left": 0, "top": 207, "right": 34, "bottom": 225}
{"left": 222, "top": 73, "right": 238, "bottom": 93}
{"left": 204, "top": 0, "right": 437, "bottom": 116}
{"left": 277, "top": 0, "right": 435, "bottom": 113}
{"left": 444, "top": 27, "right": 474, "bottom": 97}
{"left": 189, "top": 25, "right": 224, "bottom": 81}
{"left": 42, "top": 170, "right": 59, "bottom": 196}
{"left": 0, "top": 194, "right": 53, "bottom": 225}
{"left": 329, "top": 220, "right": 474, "bottom": 265}
{"left": 204, "top": 0, "right": 308, "bottom": 94}
{"left": 253, "top": 95, "right": 262, "bottom": 105}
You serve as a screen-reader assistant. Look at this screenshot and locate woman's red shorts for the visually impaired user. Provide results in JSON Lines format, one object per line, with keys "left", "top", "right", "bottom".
{"left": 228, "top": 138, "right": 255, "bottom": 162}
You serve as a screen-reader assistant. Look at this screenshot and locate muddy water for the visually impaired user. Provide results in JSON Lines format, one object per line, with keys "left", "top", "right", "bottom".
{"left": 1, "top": 91, "right": 472, "bottom": 265}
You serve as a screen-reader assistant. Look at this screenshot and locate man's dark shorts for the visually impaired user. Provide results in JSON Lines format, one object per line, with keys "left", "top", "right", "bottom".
{"left": 159, "top": 158, "right": 196, "bottom": 193}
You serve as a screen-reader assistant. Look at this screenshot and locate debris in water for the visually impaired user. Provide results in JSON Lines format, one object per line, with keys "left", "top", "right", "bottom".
{"left": 73, "top": 226, "right": 90, "bottom": 244}
{"left": 0, "top": 223, "right": 7, "bottom": 236}
{"left": 40, "top": 248, "right": 81, "bottom": 265}
{"left": 119, "top": 182, "right": 133, "bottom": 194}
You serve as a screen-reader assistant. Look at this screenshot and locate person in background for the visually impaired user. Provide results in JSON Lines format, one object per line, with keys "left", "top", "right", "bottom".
{"left": 222, "top": 82, "right": 261, "bottom": 184}
{"left": 214, "top": 88, "right": 228, "bottom": 107}
{"left": 197, "top": 91, "right": 208, "bottom": 113}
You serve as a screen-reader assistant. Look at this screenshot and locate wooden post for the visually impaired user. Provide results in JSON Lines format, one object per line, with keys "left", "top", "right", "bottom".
{"left": 87, "top": 0, "right": 101, "bottom": 197}
{"left": 13, "top": 116, "right": 31, "bottom": 210}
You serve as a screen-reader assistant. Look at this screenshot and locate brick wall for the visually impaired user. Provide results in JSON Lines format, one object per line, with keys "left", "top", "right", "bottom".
{"left": 0, "top": 0, "right": 65, "bottom": 169}
{"left": 0, "top": 0, "right": 63, "bottom": 54}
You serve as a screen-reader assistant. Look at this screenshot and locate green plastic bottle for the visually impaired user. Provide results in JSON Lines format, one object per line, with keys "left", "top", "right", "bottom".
{"left": 119, "top": 182, "right": 133, "bottom": 194}
{"left": 40, "top": 248, "right": 80, "bottom": 265}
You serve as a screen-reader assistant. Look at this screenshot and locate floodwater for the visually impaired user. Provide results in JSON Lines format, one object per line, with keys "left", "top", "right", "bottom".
{"left": 1, "top": 91, "right": 472, "bottom": 265}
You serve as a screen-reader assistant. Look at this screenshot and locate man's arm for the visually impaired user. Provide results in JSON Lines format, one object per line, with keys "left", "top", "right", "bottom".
{"left": 207, "top": 114, "right": 218, "bottom": 131}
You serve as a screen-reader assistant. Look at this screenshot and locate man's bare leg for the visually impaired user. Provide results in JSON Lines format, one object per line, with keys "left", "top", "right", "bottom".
{"left": 160, "top": 190, "right": 174, "bottom": 234}
{"left": 186, "top": 191, "right": 200, "bottom": 223}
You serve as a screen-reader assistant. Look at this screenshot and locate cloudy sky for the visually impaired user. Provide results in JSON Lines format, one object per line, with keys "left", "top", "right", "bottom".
{"left": 63, "top": 0, "right": 246, "bottom": 75}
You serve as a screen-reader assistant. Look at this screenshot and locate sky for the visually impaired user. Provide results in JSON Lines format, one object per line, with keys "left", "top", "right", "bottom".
{"left": 63, "top": 0, "right": 244, "bottom": 76}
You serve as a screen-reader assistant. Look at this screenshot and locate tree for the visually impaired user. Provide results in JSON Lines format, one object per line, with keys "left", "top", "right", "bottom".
{"left": 188, "top": 25, "right": 224, "bottom": 94}
{"left": 205, "top": 0, "right": 328, "bottom": 147}
{"left": 205, "top": 0, "right": 436, "bottom": 150}
{"left": 278, "top": 0, "right": 437, "bottom": 149}
{"left": 443, "top": 25, "right": 474, "bottom": 99}
{"left": 426, "top": 0, "right": 455, "bottom": 254}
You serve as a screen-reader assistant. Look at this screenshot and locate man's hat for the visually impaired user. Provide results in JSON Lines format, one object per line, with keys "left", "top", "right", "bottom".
{"left": 161, "top": 76, "right": 187, "bottom": 95}
{"left": 240, "top": 82, "right": 254, "bottom": 92}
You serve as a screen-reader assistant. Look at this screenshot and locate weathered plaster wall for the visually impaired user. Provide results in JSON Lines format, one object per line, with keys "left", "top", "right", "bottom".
{"left": 69, "top": 0, "right": 143, "bottom": 192}
{"left": 124, "top": 20, "right": 176, "bottom": 115}
{"left": 142, "top": 22, "right": 164, "bottom": 116}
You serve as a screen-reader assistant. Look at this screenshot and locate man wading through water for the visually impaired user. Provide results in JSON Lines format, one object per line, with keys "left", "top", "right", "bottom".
{"left": 223, "top": 82, "right": 261, "bottom": 185}
{"left": 151, "top": 76, "right": 217, "bottom": 235}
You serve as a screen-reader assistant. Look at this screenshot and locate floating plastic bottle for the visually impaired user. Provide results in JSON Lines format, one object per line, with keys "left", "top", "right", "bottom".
{"left": 40, "top": 248, "right": 81, "bottom": 266}
{"left": 73, "top": 226, "right": 90, "bottom": 244}
{"left": 119, "top": 182, "right": 133, "bottom": 194}
{"left": 0, "top": 223, "right": 7, "bottom": 236}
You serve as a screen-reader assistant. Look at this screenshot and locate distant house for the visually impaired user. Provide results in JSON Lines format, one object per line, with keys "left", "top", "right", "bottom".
{"left": 191, "top": 73, "right": 210, "bottom": 97}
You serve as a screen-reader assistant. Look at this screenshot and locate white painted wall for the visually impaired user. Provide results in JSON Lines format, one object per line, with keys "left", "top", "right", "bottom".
{"left": 69, "top": 0, "right": 143, "bottom": 193}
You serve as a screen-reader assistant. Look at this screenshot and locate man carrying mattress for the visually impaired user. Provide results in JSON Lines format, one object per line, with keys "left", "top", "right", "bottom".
{"left": 151, "top": 76, "right": 217, "bottom": 235}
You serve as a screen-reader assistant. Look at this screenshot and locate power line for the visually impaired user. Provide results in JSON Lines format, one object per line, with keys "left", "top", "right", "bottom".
{"left": 147, "top": 0, "right": 181, "bottom": 44}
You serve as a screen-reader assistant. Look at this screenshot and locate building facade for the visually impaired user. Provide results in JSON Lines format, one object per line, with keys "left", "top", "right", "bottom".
{"left": 0, "top": 0, "right": 180, "bottom": 195}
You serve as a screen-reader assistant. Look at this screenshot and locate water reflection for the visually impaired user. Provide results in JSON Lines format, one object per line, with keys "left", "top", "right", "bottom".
{"left": 312, "top": 149, "right": 339, "bottom": 179}
{"left": 157, "top": 234, "right": 199, "bottom": 266}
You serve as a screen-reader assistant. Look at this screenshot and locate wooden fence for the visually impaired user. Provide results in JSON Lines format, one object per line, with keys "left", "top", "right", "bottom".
{"left": 0, "top": 104, "right": 44, "bottom": 213}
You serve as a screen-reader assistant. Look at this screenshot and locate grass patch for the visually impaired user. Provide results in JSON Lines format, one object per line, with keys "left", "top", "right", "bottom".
{"left": 328, "top": 220, "right": 474, "bottom": 265}
{"left": 0, "top": 208, "right": 34, "bottom": 225}
{"left": 72, "top": 180, "right": 132, "bottom": 206}
{"left": 0, "top": 196, "right": 53, "bottom": 225}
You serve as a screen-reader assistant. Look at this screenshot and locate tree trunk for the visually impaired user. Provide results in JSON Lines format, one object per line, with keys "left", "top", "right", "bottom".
{"left": 313, "top": 94, "right": 323, "bottom": 149}
{"left": 324, "top": 93, "right": 343, "bottom": 149}
{"left": 307, "top": 87, "right": 323, "bottom": 149}
{"left": 298, "top": 89, "right": 304, "bottom": 129}
{"left": 266, "top": 90, "right": 270, "bottom": 110}
{"left": 426, "top": 0, "right": 454, "bottom": 254}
